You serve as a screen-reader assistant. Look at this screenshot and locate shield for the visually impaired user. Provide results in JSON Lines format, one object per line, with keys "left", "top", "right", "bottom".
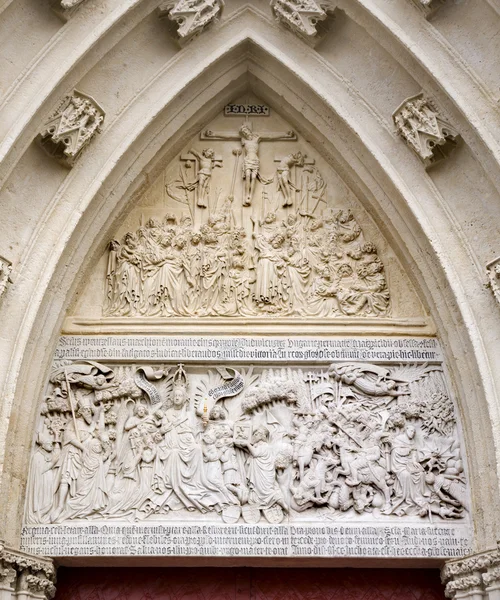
{"left": 263, "top": 504, "right": 284, "bottom": 524}
{"left": 222, "top": 505, "right": 241, "bottom": 524}
{"left": 242, "top": 504, "right": 261, "bottom": 524}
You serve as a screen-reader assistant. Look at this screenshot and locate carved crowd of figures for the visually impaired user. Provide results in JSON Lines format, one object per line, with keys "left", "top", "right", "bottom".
{"left": 26, "top": 360, "right": 468, "bottom": 525}
{"left": 105, "top": 207, "right": 389, "bottom": 318}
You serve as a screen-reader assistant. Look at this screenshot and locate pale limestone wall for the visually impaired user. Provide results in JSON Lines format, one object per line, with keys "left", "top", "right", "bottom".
{"left": 0, "top": 0, "right": 499, "bottom": 561}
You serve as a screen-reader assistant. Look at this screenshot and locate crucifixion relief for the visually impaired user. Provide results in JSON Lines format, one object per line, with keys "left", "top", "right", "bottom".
{"left": 201, "top": 124, "right": 297, "bottom": 205}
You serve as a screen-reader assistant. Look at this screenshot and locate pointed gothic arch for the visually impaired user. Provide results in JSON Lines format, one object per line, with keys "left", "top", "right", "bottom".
{"left": 0, "top": 4, "right": 499, "bottom": 572}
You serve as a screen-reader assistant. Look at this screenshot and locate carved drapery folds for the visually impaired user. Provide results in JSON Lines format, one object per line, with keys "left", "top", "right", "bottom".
{"left": 0, "top": 256, "right": 12, "bottom": 301}
{"left": 442, "top": 546, "right": 500, "bottom": 598}
{"left": 103, "top": 123, "right": 390, "bottom": 319}
{"left": 158, "top": 0, "right": 224, "bottom": 44}
{"left": 37, "top": 91, "right": 105, "bottom": 167}
{"left": 486, "top": 257, "right": 500, "bottom": 307}
{"left": 393, "top": 93, "right": 460, "bottom": 168}
{"left": 25, "top": 359, "right": 468, "bottom": 526}
{"left": 270, "top": 0, "right": 332, "bottom": 41}
{"left": 0, "top": 542, "right": 55, "bottom": 600}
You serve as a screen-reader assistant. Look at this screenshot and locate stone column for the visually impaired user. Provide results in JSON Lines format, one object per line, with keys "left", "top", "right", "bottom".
{"left": 442, "top": 545, "right": 500, "bottom": 600}
{"left": 0, "top": 542, "right": 55, "bottom": 600}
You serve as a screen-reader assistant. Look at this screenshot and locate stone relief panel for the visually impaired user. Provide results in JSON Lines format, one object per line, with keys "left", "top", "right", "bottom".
{"left": 68, "top": 100, "right": 427, "bottom": 325}
{"left": 25, "top": 359, "right": 467, "bottom": 526}
{"left": 104, "top": 204, "right": 389, "bottom": 318}
{"left": 21, "top": 335, "right": 472, "bottom": 558}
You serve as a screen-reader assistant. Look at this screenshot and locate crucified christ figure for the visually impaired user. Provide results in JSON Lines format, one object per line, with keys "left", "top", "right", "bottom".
{"left": 202, "top": 124, "right": 296, "bottom": 206}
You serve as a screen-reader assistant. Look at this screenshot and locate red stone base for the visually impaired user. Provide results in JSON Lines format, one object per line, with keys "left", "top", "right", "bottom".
{"left": 55, "top": 567, "right": 445, "bottom": 599}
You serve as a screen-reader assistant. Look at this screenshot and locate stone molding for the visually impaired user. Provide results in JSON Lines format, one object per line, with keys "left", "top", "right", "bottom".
{"left": 392, "top": 93, "right": 460, "bottom": 168}
{"left": 0, "top": 541, "right": 55, "bottom": 600}
{"left": 442, "top": 546, "right": 500, "bottom": 598}
{"left": 36, "top": 90, "right": 105, "bottom": 168}
{"left": 158, "top": 0, "right": 224, "bottom": 45}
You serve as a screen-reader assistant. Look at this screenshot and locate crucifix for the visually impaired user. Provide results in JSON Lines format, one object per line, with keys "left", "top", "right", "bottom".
{"left": 201, "top": 124, "right": 297, "bottom": 206}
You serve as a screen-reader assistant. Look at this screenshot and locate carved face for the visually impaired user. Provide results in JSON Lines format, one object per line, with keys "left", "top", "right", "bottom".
{"left": 239, "top": 125, "right": 252, "bottom": 139}
{"left": 95, "top": 374, "right": 106, "bottom": 386}
{"left": 135, "top": 405, "right": 147, "bottom": 417}
{"left": 405, "top": 425, "right": 416, "bottom": 439}
{"left": 202, "top": 148, "right": 215, "bottom": 158}
{"left": 79, "top": 406, "right": 93, "bottom": 424}
{"left": 271, "top": 234, "right": 285, "bottom": 249}
{"left": 173, "top": 386, "right": 186, "bottom": 408}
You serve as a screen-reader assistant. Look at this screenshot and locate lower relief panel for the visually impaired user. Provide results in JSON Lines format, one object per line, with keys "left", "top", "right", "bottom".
{"left": 21, "top": 335, "right": 472, "bottom": 560}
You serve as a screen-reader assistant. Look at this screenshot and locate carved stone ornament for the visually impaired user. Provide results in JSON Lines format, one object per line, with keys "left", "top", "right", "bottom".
{"left": 486, "top": 256, "right": 500, "bottom": 307}
{"left": 442, "top": 546, "right": 500, "bottom": 598}
{"left": 37, "top": 90, "right": 105, "bottom": 167}
{"left": 0, "top": 256, "right": 12, "bottom": 301}
{"left": 104, "top": 125, "right": 390, "bottom": 319}
{"left": 0, "top": 541, "right": 55, "bottom": 600}
{"left": 393, "top": 93, "right": 460, "bottom": 168}
{"left": 270, "top": 0, "right": 331, "bottom": 41}
{"left": 60, "top": 0, "right": 86, "bottom": 8}
{"left": 24, "top": 359, "right": 469, "bottom": 529}
{"left": 412, "top": 0, "right": 446, "bottom": 18}
{"left": 158, "top": 0, "right": 224, "bottom": 44}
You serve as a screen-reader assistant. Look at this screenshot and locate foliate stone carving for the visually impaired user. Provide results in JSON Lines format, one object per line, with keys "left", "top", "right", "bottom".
{"left": 104, "top": 124, "right": 390, "bottom": 319}
{"left": 25, "top": 359, "right": 468, "bottom": 527}
{"left": 393, "top": 93, "right": 460, "bottom": 168}
{"left": 0, "top": 541, "right": 55, "bottom": 600}
{"left": 486, "top": 256, "right": 500, "bottom": 306}
{"left": 412, "top": 0, "right": 445, "bottom": 18}
{"left": 442, "top": 548, "right": 500, "bottom": 598}
{"left": 60, "top": 0, "right": 86, "bottom": 8}
{"left": 158, "top": 0, "right": 224, "bottom": 44}
{"left": 270, "top": 0, "right": 330, "bottom": 40}
{"left": 37, "top": 91, "right": 105, "bottom": 167}
{"left": 0, "top": 256, "right": 12, "bottom": 300}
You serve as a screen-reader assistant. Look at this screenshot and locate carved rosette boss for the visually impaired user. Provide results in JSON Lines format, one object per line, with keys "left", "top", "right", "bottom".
{"left": 393, "top": 93, "right": 460, "bottom": 168}
{"left": 442, "top": 547, "right": 500, "bottom": 599}
{"left": 0, "top": 541, "right": 56, "bottom": 600}
{"left": 158, "top": 0, "right": 224, "bottom": 44}
{"left": 37, "top": 91, "right": 105, "bottom": 167}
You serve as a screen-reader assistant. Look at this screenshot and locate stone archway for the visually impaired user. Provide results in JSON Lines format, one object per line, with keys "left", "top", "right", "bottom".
{"left": 0, "top": 2, "right": 500, "bottom": 599}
